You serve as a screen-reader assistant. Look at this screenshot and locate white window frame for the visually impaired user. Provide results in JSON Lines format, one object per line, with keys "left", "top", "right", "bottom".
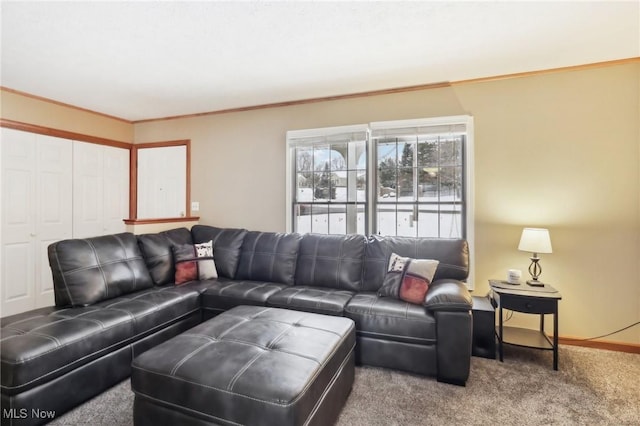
{"left": 370, "top": 115, "right": 474, "bottom": 289}
{"left": 286, "top": 124, "right": 370, "bottom": 235}
{"left": 285, "top": 116, "right": 474, "bottom": 289}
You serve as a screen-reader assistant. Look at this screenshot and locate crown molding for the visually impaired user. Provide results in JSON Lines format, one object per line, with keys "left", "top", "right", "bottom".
{"left": 3, "top": 57, "right": 638, "bottom": 125}
{"left": 0, "top": 86, "right": 132, "bottom": 124}
{"left": 0, "top": 118, "right": 132, "bottom": 149}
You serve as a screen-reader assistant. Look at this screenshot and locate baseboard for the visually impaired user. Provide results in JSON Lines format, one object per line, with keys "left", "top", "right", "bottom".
{"left": 558, "top": 336, "right": 640, "bottom": 354}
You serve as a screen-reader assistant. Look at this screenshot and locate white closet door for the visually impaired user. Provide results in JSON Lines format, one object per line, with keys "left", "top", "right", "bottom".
{"left": 73, "top": 142, "right": 129, "bottom": 238}
{"left": 35, "top": 135, "right": 73, "bottom": 308}
{"left": 103, "top": 145, "right": 129, "bottom": 234}
{"left": 73, "top": 142, "right": 104, "bottom": 238}
{"left": 1, "top": 129, "right": 72, "bottom": 316}
{"left": 1, "top": 129, "right": 38, "bottom": 316}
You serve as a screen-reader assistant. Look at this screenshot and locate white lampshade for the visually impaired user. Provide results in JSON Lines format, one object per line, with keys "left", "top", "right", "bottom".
{"left": 518, "top": 228, "right": 552, "bottom": 254}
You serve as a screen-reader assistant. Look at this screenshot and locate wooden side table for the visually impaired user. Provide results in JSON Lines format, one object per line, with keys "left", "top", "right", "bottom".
{"left": 489, "top": 280, "right": 562, "bottom": 370}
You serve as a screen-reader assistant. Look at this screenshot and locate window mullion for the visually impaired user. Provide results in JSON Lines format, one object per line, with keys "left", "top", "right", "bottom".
{"left": 369, "top": 133, "right": 376, "bottom": 235}
{"left": 413, "top": 136, "right": 419, "bottom": 237}
{"left": 437, "top": 135, "right": 441, "bottom": 238}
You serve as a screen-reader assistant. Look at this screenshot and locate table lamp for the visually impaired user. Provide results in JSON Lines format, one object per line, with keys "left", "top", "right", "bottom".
{"left": 518, "top": 228, "right": 552, "bottom": 287}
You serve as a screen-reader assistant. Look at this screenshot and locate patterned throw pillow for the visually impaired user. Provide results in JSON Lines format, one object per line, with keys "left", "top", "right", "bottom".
{"left": 377, "top": 253, "right": 439, "bottom": 305}
{"left": 172, "top": 240, "right": 218, "bottom": 285}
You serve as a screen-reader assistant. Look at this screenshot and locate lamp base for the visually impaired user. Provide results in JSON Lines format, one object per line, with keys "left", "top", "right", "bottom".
{"left": 527, "top": 279, "right": 545, "bottom": 287}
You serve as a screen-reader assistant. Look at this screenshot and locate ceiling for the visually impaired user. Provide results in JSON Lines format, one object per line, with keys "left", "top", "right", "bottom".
{"left": 1, "top": 1, "right": 639, "bottom": 122}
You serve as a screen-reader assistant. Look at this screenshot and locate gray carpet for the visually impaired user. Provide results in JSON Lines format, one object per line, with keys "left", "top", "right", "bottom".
{"left": 51, "top": 345, "right": 639, "bottom": 425}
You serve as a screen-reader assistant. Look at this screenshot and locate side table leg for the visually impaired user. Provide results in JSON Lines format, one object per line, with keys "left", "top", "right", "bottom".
{"left": 553, "top": 308, "right": 559, "bottom": 370}
{"left": 498, "top": 305, "right": 504, "bottom": 362}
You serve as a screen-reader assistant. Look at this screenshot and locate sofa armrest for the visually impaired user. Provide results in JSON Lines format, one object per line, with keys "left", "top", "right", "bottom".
{"left": 434, "top": 310, "right": 472, "bottom": 385}
{"left": 424, "top": 279, "right": 472, "bottom": 312}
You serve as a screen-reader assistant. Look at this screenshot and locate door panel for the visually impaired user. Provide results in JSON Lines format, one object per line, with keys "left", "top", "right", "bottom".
{"left": 137, "top": 145, "right": 186, "bottom": 218}
{"left": 35, "top": 135, "right": 72, "bottom": 308}
{"left": 73, "top": 142, "right": 104, "bottom": 238}
{"left": 36, "top": 238, "right": 55, "bottom": 308}
{"left": 2, "top": 130, "right": 127, "bottom": 316}
{"left": 1, "top": 129, "right": 37, "bottom": 316}
{"left": 1, "top": 130, "right": 73, "bottom": 316}
{"left": 2, "top": 236, "right": 36, "bottom": 315}
{"left": 103, "top": 145, "right": 129, "bottom": 234}
{"left": 37, "top": 135, "right": 72, "bottom": 241}
{"left": 2, "top": 130, "right": 36, "bottom": 243}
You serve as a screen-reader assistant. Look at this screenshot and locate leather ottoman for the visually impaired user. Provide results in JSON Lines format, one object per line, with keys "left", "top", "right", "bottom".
{"left": 131, "top": 305, "right": 356, "bottom": 426}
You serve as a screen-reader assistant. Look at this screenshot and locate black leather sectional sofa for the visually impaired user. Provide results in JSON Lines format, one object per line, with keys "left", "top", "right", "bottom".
{"left": 1, "top": 225, "right": 472, "bottom": 425}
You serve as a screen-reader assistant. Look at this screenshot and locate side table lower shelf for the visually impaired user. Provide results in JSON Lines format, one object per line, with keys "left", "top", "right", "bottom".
{"left": 490, "top": 280, "right": 562, "bottom": 370}
{"left": 498, "top": 326, "right": 554, "bottom": 350}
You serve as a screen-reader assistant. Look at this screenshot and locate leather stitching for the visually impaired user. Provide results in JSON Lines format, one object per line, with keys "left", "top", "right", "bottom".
{"left": 26, "top": 332, "right": 60, "bottom": 346}
{"left": 356, "top": 329, "right": 435, "bottom": 343}
{"left": 132, "top": 326, "right": 355, "bottom": 407}
{"left": 336, "top": 240, "right": 344, "bottom": 289}
{"left": 114, "top": 233, "right": 137, "bottom": 291}
{"left": 134, "top": 393, "right": 243, "bottom": 426}
{"left": 53, "top": 243, "right": 74, "bottom": 306}
{"left": 227, "top": 350, "right": 263, "bottom": 391}
{"left": 0, "top": 318, "right": 127, "bottom": 364}
{"left": 169, "top": 340, "right": 215, "bottom": 376}
{"left": 310, "top": 238, "right": 319, "bottom": 285}
{"left": 86, "top": 239, "right": 109, "bottom": 299}
{"left": 269, "top": 236, "right": 280, "bottom": 282}
{"left": 1, "top": 314, "right": 47, "bottom": 328}
{"left": 285, "top": 287, "right": 305, "bottom": 304}
{"left": 1, "top": 309, "right": 199, "bottom": 389}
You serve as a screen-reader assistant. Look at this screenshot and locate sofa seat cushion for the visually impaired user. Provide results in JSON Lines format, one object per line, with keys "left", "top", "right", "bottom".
{"left": 0, "top": 281, "right": 209, "bottom": 396}
{"left": 96, "top": 283, "right": 204, "bottom": 337}
{"left": 344, "top": 292, "right": 436, "bottom": 345}
{"left": 201, "top": 277, "right": 287, "bottom": 313}
{"left": 1, "top": 306, "right": 134, "bottom": 395}
{"left": 267, "top": 286, "right": 355, "bottom": 316}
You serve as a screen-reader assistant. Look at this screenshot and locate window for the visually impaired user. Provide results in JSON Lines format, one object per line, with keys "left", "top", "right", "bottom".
{"left": 286, "top": 116, "right": 473, "bottom": 238}
{"left": 371, "top": 119, "right": 468, "bottom": 238}
{"left": 286, "top": 125, "right": 369, "bottom": 235}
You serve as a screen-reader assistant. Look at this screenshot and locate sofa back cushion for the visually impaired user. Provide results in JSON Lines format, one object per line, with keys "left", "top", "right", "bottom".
{"left": 49, "top": 233, "right": 154, "bottom": 307}
{"left": 137, "top": 228, "right": 194, "bottom": 285}
{"left": 191, "top": 225, "right": 247, "bottom": 279}
{"left": 294, "top": 233, "right": 366, "bottom": 291}
{"left": 362, "top": 235, "right": 469, "bottom": 292}
{"left": 236, "top": 231, "right": 302, "bottom": 285}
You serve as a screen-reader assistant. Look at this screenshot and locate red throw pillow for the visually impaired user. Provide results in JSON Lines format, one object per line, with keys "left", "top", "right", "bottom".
{"left": 172, "top": 241, "right": 218, "bottom": 285}
{"left": 378, "top": 253, "right": 439, "bottom": 305}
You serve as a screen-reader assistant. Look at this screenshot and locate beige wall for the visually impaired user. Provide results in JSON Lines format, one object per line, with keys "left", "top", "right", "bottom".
{"left": 135, "top": 62, "right": 640, "bottom": 344}
{"left": 0, "top": 89, "right": 133, "bottom": 143}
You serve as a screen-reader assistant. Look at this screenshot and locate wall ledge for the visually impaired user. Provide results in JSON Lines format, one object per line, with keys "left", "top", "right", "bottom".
{"left": 124, "top": 216, "right": 199, "bottom": 225}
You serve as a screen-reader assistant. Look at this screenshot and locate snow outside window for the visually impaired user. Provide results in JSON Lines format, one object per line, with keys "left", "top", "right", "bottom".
{"left": 286, "top": 116, "right": 473, "bottom": 241}
{"left": 286, "top": 125, "right": 369, "bottom": 235}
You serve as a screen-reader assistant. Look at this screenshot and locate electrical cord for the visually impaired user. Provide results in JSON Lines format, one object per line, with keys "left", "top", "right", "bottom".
{"left": 573, "top": 321, "right": 640, "bottom": 341}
